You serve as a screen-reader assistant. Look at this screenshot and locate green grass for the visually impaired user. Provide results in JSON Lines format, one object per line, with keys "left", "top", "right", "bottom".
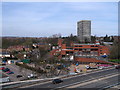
{"left": 109, "top": 59, "right": 120, "bottom": 63}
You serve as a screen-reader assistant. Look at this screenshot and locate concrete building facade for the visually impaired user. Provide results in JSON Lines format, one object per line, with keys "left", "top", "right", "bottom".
{"left": 77, "top": 20, "right": 91, "bottom": 42}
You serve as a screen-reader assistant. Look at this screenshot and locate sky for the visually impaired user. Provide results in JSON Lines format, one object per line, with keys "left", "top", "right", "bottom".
{"left": 2, "top": 2, "right": 118, "bottom": 37}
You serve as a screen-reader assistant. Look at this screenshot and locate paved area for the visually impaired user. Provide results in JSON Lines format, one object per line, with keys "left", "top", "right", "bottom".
{"left": 1, "top": 64, "right": 34, "bottom": 82}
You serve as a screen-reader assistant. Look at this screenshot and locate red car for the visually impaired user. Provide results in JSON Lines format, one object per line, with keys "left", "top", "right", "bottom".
{"left": 0, "top": 67, "right": 5, "bottom": 70}
{"left": 6, "top": 71, "right": 14, "bottom": 74}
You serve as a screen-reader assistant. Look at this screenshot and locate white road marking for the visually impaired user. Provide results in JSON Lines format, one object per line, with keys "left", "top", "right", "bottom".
{"left": 63, "top": 67, "right": 115, "bottom": 80}
{"left": 56, "top": 73, "right": 119, "bottom": 89}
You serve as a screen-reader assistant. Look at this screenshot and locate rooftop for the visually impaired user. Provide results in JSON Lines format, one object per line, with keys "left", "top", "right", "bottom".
{"left": 73, "top": 43, "right": 98, "bottom": 45}
{"left": 77, "top": 20, "right": 91, "bottom": 23}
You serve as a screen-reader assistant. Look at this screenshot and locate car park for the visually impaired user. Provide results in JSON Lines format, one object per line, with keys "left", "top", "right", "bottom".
{"left": 16, "top": 75, "right": 23, "bottom": 78}
{"left": 52, "top": 79, "right": 63, "bottom": 84}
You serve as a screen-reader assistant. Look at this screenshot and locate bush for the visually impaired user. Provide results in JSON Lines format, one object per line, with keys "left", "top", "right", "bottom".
{"left": 16, "top": 62, "right": 46, "bottom": 73}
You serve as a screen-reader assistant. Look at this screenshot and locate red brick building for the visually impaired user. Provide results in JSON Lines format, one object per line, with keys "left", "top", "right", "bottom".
{"left": 50, "top": 39, "right": 110, "bottom": 60}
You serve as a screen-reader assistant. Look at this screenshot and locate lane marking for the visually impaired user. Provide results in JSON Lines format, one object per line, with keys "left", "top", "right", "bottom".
{"left": 67, "top": 74, "right": 119, "bottom": 88}
{"left": 55, "top": 73, "right": 119, "bottom": 89}
{"left": 63, "top": 67, "right": 115, "bottom": 80}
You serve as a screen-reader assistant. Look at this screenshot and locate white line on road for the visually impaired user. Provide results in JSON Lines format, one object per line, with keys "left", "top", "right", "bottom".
{"left": 56, "top": 73, "right": 119, "bottom": 89}
{"left": 67, "top": 74, "right": 119, "bottom": 88}
{"left": 63, "top": 67, "right": 115, "bottom": 80}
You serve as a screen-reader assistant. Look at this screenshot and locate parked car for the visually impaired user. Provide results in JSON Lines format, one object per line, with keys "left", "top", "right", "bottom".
{"left": 115, "top": 65, "right": 120, "bottom": 69}
{"left": 8, "top": 72, "right": 14, "bottom": 74}
{"left": 2, "top": 68, "right": 10, "bottom": 72}
{"left": 6, "top": 70, "right": 14, "bottom": 74}
{"left": 0, "top": 67, "right": 5, "bottom": 70}
{"left": 16, "top": 75, "right": 23, "bottom": 78}
{"left": 27, "top": 74, "right": 37, "bottom": 79}
{"left": 52, "top": 79, "right": 63, "bottom": 84}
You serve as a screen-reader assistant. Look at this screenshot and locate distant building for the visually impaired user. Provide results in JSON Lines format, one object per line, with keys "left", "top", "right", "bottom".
{"left": 7, "top": 45, "right": 30, "bottom": 51}
{"left": 77, "top": 20, "right": 91, "bottom": 42}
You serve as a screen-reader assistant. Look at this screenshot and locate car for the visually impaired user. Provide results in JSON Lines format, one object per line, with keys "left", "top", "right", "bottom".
{"left": 115, "top": 65, "right": 120, "bottom": 69}
{"left": 16, "top": 75, "right": 23, "bottom": 78}
{"left": 52, "top": 79, "right": 63, "bottom": 84}
{"left": 2, "top": 68, "right": 10, "bottom": 72}
{"left": 28, "top": 74, "right": 37, "bottom": 79}
{"left": 99, "top": 67, "right": 103, "bottom": 69}
{"left": 8, "top": 71, "right": 14, "bottom": 74}
{"left": 0, "top": 67, "right": 5, "bottom": 70}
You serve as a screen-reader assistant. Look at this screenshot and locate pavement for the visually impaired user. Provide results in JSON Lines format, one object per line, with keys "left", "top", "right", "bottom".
{"left": 15, "top": 68, "right": 119, "bottom": 89}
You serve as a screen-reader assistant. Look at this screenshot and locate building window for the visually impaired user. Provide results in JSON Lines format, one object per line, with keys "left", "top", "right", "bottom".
{"left": 66, "top": 51, "right": 73, "bottom": 54}
{"left": 62, "top": 55, "right": 65, "bottom": 57}
{"left": 75, "top": 48, "right": 79, "bottom": 50}
{"left": 91, "top": 49, "right": 98, "bottom": 51}
{"left": 79, "top": 49, "right": 82, "bottom": 51}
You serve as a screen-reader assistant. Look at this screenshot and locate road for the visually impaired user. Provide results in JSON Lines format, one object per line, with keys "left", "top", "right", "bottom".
{"left": 67, "top": 74, "right": 119, "bottom": 89}
{"left": 16, "top": 68, "right": 119, "bottom": 89}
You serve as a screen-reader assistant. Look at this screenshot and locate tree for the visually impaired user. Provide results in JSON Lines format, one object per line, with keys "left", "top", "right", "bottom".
{"left": 91, "top": 36, "right": 96, "bottom": 43}
{"left": 109, "top": 41, "right": 120, "bottom": 59}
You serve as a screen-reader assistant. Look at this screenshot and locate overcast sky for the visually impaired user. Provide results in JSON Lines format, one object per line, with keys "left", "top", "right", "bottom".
{"left": 2, "top": 2, "right": 118, "bottom": 37}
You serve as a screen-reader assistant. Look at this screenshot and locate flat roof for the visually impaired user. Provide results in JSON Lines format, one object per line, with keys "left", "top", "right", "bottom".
{"left": 77, "top": 20, "right": 91, "bottom": 23}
